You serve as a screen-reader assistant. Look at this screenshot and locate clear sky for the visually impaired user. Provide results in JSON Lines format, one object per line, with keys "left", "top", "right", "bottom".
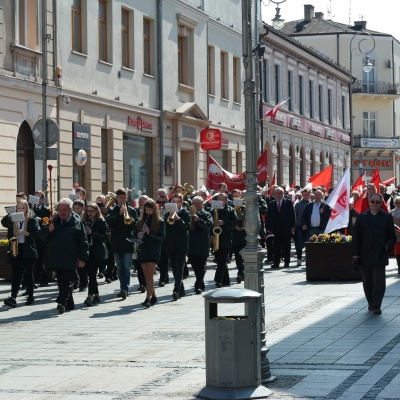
{"left": 261, "top": 0, "right": 400, "bottom": 41}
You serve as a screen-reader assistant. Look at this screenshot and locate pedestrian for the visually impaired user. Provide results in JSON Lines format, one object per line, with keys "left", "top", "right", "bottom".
{"left": 81, "top": 203, "right": 108, "bottom": 306}
{"left": 294, "top": 188, "right": 311, "bottom": 266}
{"left": 390, "top": 196, "right": 400, "bottom": 274}
{"left": 134, "top": 199, "right": 165, "bottom": 307}
{"left": 39, "top": 198, "right": 89, "bottom": 314}
{"left": 352, "top": 193, "right": 396, "bottom": 315}
{"left": 3, "top": 199, "right": 40, "bottom": 308}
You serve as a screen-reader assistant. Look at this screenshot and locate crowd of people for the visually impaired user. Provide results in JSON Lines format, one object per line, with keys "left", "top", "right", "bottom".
{"left": 1, "top": 180, "right": 400, "bottom": 316}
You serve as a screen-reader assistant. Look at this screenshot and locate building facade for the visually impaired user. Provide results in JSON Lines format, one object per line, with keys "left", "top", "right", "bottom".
{"left": 280, "top": 4, "right": 400, "bottom": 183}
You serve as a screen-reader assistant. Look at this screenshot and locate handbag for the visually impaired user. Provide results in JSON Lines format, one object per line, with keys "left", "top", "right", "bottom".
{"left": 352, "top": 258, "right": 360, "bottom": 272}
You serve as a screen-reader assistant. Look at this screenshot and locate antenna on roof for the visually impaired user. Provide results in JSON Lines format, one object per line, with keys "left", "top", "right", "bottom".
{"left": 348, "top": 0, "right": 352, "bottom": 25}
{"left": 359, "top": 14, "right": 365, "bottom": 21}
{"left": 327, "top": 0, "right": 334, "bottom": 19}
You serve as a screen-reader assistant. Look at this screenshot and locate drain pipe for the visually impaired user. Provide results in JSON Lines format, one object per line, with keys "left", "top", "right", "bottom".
{"left": 157, "top": 0, "right": 164, "bottom": 191}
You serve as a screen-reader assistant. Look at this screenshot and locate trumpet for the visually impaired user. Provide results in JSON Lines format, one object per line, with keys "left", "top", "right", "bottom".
{"left": 212, "top": 208, "right": 222, "bottom": 251}
{"left": 124, "top": 208, "right": 133, "bottom": 225}
{"left": 105, "top": 192, "right": 117, "bottom": 208}
{"left": 167, "top": 211, "right": 177, "bottom": 225}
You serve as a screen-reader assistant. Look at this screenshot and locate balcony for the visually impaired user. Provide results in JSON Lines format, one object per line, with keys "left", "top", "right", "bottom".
{"left": 352, "top": 80, "right": 400, "bottom": 96}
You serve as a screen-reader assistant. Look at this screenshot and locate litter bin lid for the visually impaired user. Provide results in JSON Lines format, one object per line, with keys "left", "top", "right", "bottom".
{"left": 204, "top": 288, "right": 261, "bottom": 300}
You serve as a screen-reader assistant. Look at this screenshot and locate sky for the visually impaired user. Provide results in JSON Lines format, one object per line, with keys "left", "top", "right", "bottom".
{"left": 261, "top": 0, "right": 400, "bottom": 40}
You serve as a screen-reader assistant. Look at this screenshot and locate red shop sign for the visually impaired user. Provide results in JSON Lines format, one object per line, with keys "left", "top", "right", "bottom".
{"left": 200, "top": 128, "right": 222, "bottom": 150}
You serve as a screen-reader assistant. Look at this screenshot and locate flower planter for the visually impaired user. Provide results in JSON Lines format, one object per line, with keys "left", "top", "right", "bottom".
{"left": 0, "top": 245, "right": 12, "bottom": 281}
{"left": 305, "top": 242, "right": 361, "bottom": 281}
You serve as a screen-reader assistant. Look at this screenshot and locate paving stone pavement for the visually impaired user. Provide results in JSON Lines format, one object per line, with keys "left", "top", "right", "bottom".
{"left": 0, "top": 254, "right": 400, "bottom": 400}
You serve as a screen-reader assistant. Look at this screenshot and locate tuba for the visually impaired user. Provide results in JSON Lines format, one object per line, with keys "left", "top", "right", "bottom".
{"left": 182, "top": 183, "right": 195, "bottom": 201}
{"left": 10, "top": 222, "right": 18, "bottom": 257}
{"left": 233, "top": 199, "right": 246, "bottom": 231}
{"left": 105, "top": 192, "right": 117, "bottom": 208}
{"left": 212, "top": 208, "right": 222, "bottom": 251}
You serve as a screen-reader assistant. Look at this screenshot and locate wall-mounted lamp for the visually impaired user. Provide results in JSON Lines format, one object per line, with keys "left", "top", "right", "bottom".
{"left": 139, "top": 102, "right": 143, "bottom": 106}
{"left": 217, "top": 121, "right": 221, "bottom": 125}
{"left": 63, "top": 96, "right": 70, "bottom": 104}
{"left": 92, "top": 90, "right": 97, "bottom": 95}
{"left": 270, "top": 0, "right": 287, "bottom": 30}
{"left": 231, "top": 124, "right": 235, "bottom": 128}
{"left": 115, "top": 96, "right": 120, "bottom": 101}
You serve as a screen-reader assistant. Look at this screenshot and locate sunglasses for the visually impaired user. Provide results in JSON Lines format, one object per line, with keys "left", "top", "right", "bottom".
{"left": 370, "top": 200, "right": 381, "bottom": 204}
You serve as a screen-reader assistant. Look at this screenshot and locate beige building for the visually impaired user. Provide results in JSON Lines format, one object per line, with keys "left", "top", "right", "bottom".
{"left": 281, "top": 4, "right": 400, "bottom": 183}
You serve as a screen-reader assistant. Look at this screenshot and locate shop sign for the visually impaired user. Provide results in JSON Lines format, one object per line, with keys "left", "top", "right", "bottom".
{"left": 127, "top": 116, "right": 154, "bottom": 133}
{"left": 290, "top": 117, "right": 302, "bottom": 129}
{"left": 352, "top": 156, "right": 393, "bottom": 170}
{"left": 75, "top": 149, "right": 87, "bottom": 166}
{"left": 360, "top": 137, "right": 399, "bottom": 149}
{"left": 73, "top": 122, "right": 90, "bottom": 150}
{"left": 200, "top": 128, "right": 222, "bottom": 150}
{"left": 310, "top": 124, "right": 323, "bottom": 135}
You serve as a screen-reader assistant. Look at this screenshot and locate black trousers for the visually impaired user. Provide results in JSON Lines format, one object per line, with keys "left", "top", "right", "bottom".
{"left": 158, "top": 248, "right": 170, "bottom": 284}
{"left": 56, "top": 269, "right": 75, "bottom": 307}
{"left": 233, "top": 244, "right": 245, "bottom": 277}
{"left": 214, "top": 247, "right": 230, "bottom": 285}
{"left": 168, "top": 250, "right": 186, "bottom": 295}
{"left": 189, "top": 254, "right": 207, "bottom": 290}
{"left": 11, "top": 245, "right": 35, "bottom": 298}
{"left": 273, "top": 234, "right": 291, "bottom": 267}
{"left": 360, "top": 265, "right": 386, "bottom": 308}
{"left": 266, "top": 236, "right": 274, "bottom": 261}
{"left": 86, "top": 254, "right": 99, "bottom": 295}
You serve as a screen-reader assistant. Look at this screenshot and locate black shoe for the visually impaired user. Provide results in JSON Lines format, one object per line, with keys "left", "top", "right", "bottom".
{"left": 33, "top": 283, "right": 39, "bottom": 289}
{"left": 236, "top": 275, "right": 243, "bottom": 284}
{"left": 26, "top": 297, "right": 35, "bottom": 306}
{"left": 142, "top": 298, "right": 151, "bottom": 308}
{"left": 4, "top": 297, "right": 17, "bottom": 308}
{"left": 179, "top": 290, "right": 186, "bottom": 297}
{"left": 271, "top": 265, "right": 279, "bottom": 269}
{"left": 215, "top": 282, "right": 222, "bottom": 288}
{"left": 21, "top": 291, "right": 28, "bottom": 296}
{"left": 120, "top": 290, "right": 127, "bottom": 300}
{"left": 150, "top": 296, "right": 157, "bottom": 305}
{"left": 57, "top": 303, "right": 65, "bottom": 314}
{"left": 284, "top": 264, "right": 290, "bottom": 268}
{"left": 105, "top": 278, "right": 112, "bottom": 283}
{"left": 373, "top": 307, "right": 382, "bottom": 315}
{"left": 158, "top": 281, "right": 165, "bottom": 287}
{"left": 138, "top": 285, "right": 146, "bottom": 293}
{"left": 40, "top": 282, "right": 49, "bottom": 287}
{"left": 195, "top": 289, "right": 202, "bottom": 294}
{"left": 65, "top": 303, "right": 75, "bottom": 311}
{"left": 97, "top": 272, "right": 104, "bottom": 279}
{"left": 172, "top": 292, "right": 180, "bottom": 301}
{"left": 84, "top": 297, "right": 92, "bottom": 307}
{"left": 92, "top": 296, "right": 100, "bottom": 304}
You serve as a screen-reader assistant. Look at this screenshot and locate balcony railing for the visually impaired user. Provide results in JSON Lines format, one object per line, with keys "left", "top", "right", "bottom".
{"left": 352, "top": 80, "right": 400, "bottom": 95}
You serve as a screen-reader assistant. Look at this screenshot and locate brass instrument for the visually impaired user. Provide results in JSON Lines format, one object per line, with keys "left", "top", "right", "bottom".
{"left": 189, "top": 205, "right": 197, "bottom": 231}
{"left": 105, "top": 192, "right": 117, "bottom": 208}
{"left": 10, "top": 222, "right": 18, "bottom": 257}
{"left": 233, "top": 199, "right": 246, "bottom": 231}
{"left": 182, "top": 183, "right": 195, "bottom": 200}
{"left": 167, "top": 211, "right": 177, "bottom": 225}
{"left": 212, "top": 208, "right": 222, "bottom": 251}
{"left": 124, "top": 207, "right": 133, "bottom": 225}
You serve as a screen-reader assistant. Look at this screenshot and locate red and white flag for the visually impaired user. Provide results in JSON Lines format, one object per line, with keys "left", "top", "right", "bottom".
{"left": 264, "top": 98, "right": 290, "bottom": 119}
{"left": 370, "top": 166, "right": 381, "bottom": 192}
{"left": 324, "top": 168, "right": 350, "bottom": 234}
{"left": 200, "top": 184, "right": 212, "bottom": 200}
{"left": 257, "top": 149, "right": 268, "bottom": 183}
{"left": 351, "top": 174, "right": 365, "bottom": 194}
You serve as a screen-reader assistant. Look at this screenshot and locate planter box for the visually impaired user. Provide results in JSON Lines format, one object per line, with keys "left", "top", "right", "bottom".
{"left": 0, "top": 246, "right": 12, "bottom": 281}
{"left": 305, "top": 242, "right": 361, "bottom": 281}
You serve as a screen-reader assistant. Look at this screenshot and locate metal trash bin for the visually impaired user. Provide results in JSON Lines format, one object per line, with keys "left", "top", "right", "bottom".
{"left": 197, "top": 288, "right": 272, "bottom": 400}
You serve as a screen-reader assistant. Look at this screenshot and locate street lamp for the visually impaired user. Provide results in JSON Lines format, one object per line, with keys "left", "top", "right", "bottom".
{"left": 349, "top": 31, "right": 376, "bottom": 182}
{"left": 265, "top": 0, "right": 287, "bottom": 30}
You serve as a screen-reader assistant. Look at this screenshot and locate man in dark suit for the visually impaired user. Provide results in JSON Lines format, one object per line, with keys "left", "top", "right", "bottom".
{"left": 266, "top": 187, "right": 295, "bottom": 269}
{"left": 301, "top": 189, "right": 332, "bottom": 239}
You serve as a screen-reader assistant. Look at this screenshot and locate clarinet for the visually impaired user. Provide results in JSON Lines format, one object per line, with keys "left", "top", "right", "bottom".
{"left": 86, "top": 220, "right": 93, "bottom": 246}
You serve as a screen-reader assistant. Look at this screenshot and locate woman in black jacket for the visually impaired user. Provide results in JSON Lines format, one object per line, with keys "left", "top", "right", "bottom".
{"left": 81, "top": 203, "right": 108, "bottom": 306}
{"left": 3, "top": 199, "right": 40, "bottom": 307}
{"left": 134, "top": 199, "right": 165, "bottom": 308}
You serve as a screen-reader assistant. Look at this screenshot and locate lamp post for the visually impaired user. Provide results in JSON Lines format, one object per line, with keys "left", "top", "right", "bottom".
{"left": 266, "top": 0, "right": 287, "bottom": 30}
{"left": 242, "top": 0, "right": 275, "bottom": 385}
{"left": 349, "top": 31, "right": 376, "bottom": 182}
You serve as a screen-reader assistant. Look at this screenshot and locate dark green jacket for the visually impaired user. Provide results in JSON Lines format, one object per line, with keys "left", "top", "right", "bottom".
{"left": 211, "top": 205, "right": 238, "bottom": 249}
{"left": 106, "top": 205, "right": 138, "bottom": 254}
{"left": 7, "top": 212, "right": 40, "bottom": 259}
{"left": 39, "top": 212, "right": 89, "bottom": 271}
{"left": 188, "top": 209, "right": 213, "bottom": 257}
{"left": 164, "top": 208, "right": 191, "bottom": 252}
{"left": 134, "top": 217, "right": 166, "bottom": 262}
{"left": 87, "top": 218, "right": 108, "bottom": 260}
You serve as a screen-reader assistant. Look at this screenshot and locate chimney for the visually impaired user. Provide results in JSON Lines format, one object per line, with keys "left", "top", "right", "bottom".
{"left": 304, "top": 4, "right": 315, "bottom": 21}
{"left": 354, "top": 20, "right": 367, "bottom": 30}
{"left": 315, "top": 12, "right": 324, "bottom": 19}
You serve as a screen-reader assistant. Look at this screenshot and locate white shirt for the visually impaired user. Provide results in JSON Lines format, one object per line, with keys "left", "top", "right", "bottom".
{"left": 310, "top": 202, "right": 321, "bottom": 228}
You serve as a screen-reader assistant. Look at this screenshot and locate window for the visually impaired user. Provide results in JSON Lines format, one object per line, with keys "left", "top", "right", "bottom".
{"left": 328, "top": 88, "right": 333, "bottom": 124}
{"left": 309, "top": 80, "right": 314, "bottom": 119}
{"left": 220, "top": 51, "right": 228, "bottom": 100}
{"left": 101, "top": 129, "right": 108, "bottom": 194}
{"left": 287, "top": 71, "right": 293, "bottom": 111}
{"left": 363, "top": 112, "right": 376, "bottom": 137}
{"left": 318, "top": 84, "right": 324, "bottom": 121}
{"left": 208, "top": 45, "right": 215, "bottom": 95}
{"left": 362, "top": 59, "right": 375, "bottom": 93}
{"left": 72, "top": 0, "right": 82, "bottom": 52}
{"left": 143, "top": 17, "right": 152, "bottom": 75}
{"left": 178, "top": 29, "right": 189, "bottom": 85}
{"left": 121, "top": 8, "right": 130, "bottom": 68}
{"left": 274, "top": 65, "right": 280, "bottom": 104}
{"left": 17, "top": 0, "right": 38, "bottom": 49}
{"left": 233, "top": 56, "right": 241, "bottom": 103}
{"left": 341, "top": 95, "right": 346, "bottom": 129}
{"left": 98, "top": 0, "right": 108, "bottom": 62}
{"left": 262, "top": 59, "right": 269, "bottom": 103}
{"left": 298, "top": 75, "right": 304, "bottom": 115}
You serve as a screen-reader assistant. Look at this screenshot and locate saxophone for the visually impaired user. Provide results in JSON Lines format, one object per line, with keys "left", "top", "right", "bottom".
{"left": 212, "top": 208, "right": 222, "bottom": 251}
{"left": 10, "top": 222, "right": 18, "bottom": 257}
{"left": 234, "top": 205, "right": 246, "bottom": 231}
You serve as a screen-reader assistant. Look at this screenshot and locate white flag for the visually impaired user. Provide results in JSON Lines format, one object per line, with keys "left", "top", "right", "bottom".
{"left": 324, "top": 168, "right": 350, "bottom": 234}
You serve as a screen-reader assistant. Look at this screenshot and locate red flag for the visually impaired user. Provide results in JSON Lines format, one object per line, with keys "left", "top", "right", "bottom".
{"left": 351, "top": 174, "right": 365, "bottom": 193}
{"left": 309, "top": 165, "right": 333, "bottom": 188}
{"left": 256, "top": 149, "right": 268, "bottom": 183}
{"left": 268, "top": 172, "right": 276, "bottom": 195}
{"left": 290, "top": 181, "right": 295, "bottom": 189}
{"left": 353, "top": 192, "right": 365, "bottom": 214}
{"left": 383, "top": 176, "right": 396, "bottom": 186}
{"left": 370, "top": 167, "right": 381, "bottom": 192}
{"left": 264, "top": 98, "right": 290, "bottom": 119}
{"left": 206, "top": 155, "right": 246, "bottom": 191}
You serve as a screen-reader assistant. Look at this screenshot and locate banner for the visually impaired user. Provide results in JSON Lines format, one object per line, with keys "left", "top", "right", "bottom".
{"left": 257, "top": 149, "right": 268, "bottom": 183}
{"left": 206, "top": 155, "right": 246, "bottom": 191}
{"left": 324, "top": 168, "right": 350, "bottom": 234}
